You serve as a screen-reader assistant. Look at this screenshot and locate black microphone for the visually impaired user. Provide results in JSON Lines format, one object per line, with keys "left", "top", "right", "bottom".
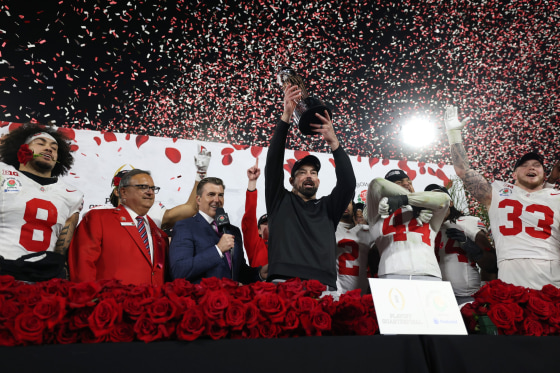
{"left": 214, "top": 207, "right": 231, "bottom": 234}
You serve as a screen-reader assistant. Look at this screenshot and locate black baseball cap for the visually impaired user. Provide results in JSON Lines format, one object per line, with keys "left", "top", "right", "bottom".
{"left": 291, "top": 155, "right": 321, "bottom": 178}
{"left": 258, "top": 214, "right": 268, "bottom": 227}
{"left": 514, "top": 152, "right": 544, "bottom": 170}
{"left": 424, "top": 184, "right": 450, "bottom": 196}
{"left": 384, "top": 169, "right": 409, "bottom": 182}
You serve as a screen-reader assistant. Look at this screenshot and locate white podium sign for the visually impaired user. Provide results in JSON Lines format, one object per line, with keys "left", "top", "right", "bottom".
{"left": 369, "top": 278, "right": 467, "bottom": 335}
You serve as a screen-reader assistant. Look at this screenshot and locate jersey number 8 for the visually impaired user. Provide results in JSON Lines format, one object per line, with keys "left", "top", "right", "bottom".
{"left": 19, "top": 198, "right": 58, "bottom": 252}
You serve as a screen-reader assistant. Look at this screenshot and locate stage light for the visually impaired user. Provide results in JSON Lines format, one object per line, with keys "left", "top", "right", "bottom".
{"left": 401, "top": 117, "right": 436, "bottom": 147}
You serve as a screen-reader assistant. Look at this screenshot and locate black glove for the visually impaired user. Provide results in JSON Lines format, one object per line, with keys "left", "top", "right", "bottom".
{"left": 386, "top": 195, "right": 409, "bottom": 215}
{"left": 446, "top": 228, "right": 484, "bottom": 262}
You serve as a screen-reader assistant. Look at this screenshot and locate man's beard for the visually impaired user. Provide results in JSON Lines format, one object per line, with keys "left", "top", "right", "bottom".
{"left": 296, "top": 184, "right": 317, "bottom": 198}
{"left": 518, "top": 175, "right": 543, "bottom": 190}
{"left": 32, "top": 158, "right": 55, "bottom": 172}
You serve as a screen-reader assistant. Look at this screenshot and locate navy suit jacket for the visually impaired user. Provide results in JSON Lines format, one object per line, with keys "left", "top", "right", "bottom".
{"left": 169, "top": 212, "right": 260, "bottom": 284}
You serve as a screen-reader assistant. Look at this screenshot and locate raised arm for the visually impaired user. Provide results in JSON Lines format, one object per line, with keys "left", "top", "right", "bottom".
{"left": 546, "top": 159, "right": 560, "bottom": 187}
{"left": 445, "top": 106, "right": 492, "bottom": 209}
{"left": 265, "top": 84, "right": 301, "bottom": 212}
{"left": 161, "top": 147, "right": 211, "bottom": 229}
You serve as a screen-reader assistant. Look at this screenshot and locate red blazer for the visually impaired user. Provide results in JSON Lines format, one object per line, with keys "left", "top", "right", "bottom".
{"left": 69, "top": 205, "right": 168, "bottom": 286}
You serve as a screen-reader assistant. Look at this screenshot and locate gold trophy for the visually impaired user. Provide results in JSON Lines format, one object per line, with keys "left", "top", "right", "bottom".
{"left": 276, "top": 67, "right": 332, "bottom": 136}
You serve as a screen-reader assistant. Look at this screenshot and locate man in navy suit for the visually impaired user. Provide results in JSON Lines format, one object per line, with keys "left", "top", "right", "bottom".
{"left": 169, "top": 177, "right": 267, "bottom": 284}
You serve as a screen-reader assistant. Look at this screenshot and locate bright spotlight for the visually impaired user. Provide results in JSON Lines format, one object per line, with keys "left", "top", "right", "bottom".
{"left": 401, "top": 117, "right": 436, "bottom": 147}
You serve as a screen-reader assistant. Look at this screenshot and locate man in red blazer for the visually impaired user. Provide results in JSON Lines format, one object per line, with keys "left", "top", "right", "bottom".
{"left": 69, "top": 169, "right": 168, "bottom": 285}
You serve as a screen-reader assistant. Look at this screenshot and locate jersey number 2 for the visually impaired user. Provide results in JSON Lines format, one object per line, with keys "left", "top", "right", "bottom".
{"left": 338, "top": 239, "right": 360, "bottom": 276}
{"left": 19, "top": 198, "right": 58, "bottom": 252}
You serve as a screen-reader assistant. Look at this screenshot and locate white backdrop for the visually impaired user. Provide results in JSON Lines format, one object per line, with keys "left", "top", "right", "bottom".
{"left": 0, "top": 124, "right": 456, "bottom": 227}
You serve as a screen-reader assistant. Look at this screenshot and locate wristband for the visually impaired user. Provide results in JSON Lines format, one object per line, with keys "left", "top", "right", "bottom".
{"left": 447, "top": 129, "right": 463, "bottom": 144}
{"left": 195, "top": 171, "right": 206, "bottom": 182}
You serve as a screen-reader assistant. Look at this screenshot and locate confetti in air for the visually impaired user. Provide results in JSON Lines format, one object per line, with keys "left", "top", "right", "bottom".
{"left": 1, "top": 0, "right": 559, "bottom": 183}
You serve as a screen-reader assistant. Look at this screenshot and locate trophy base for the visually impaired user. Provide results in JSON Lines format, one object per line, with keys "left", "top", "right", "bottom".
{"left": 294, "top": 97, "right": 333, "bottom": 136}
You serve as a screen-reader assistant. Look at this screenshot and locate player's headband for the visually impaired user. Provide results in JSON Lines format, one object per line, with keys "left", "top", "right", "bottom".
{"left": 25, "top": 132, "right": 58, "bottom": 145}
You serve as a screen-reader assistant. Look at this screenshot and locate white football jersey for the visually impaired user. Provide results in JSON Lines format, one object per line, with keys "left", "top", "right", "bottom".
{"left": 371, "top": 205, "right": 442, "bottom": 278}
{"left": 489, "top": 180, "right": 560, "bottom": 262}
{"left": 0, "top": 162, "right": 83, "bottom": 260}
{"left": 335, "top": 222, "right": 375, "bottom": 294}
{"left": 435, "top": 216, "right": 485, "bottom": 297}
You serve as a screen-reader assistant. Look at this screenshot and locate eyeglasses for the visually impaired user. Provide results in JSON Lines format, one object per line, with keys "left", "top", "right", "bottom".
{"left": 122, "top": 184, "right": 160, "bottom": 194}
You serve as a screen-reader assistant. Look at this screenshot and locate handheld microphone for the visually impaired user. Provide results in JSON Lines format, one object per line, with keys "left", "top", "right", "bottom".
{"left": 214, "top": 207, "right": 231, "bottom": 234}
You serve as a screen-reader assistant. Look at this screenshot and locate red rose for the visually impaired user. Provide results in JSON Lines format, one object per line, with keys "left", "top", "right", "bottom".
{"left": 276, "top": 278, "right": 306, "bottom": 300}
{"left": 17, "top": 144, "right": 36, "bottom": 165}
{"left": 54, "top": 321, "right": 79, "bottom": 344}
{"left": 225, "top": 300, "right": 247, "bottom": 331}
{"left": 198, "top": 277, "right": 223, "bottom": 291}
{"left": 165, "top": 292, "right": 195, "bottom": 315}
{"left": 310, "top": 309, "right": 332, "bottom": 335}
{"left": 303, "top": 280, "right": 326, "bottom": 298}
{"left": 549, "top": 303, "right": 560, "bottom": 326}
{"left": 476, "top": 280, "right": 528, "bottom": 305}
{"left": 231, "top": 283, "right": 254, "bottom": 302}
{"left": 318, "top": 295, "right": 336, "bottom": 314}
{"left": 201, "top": 290, "right": 230, "bottom": 323}
{"left": 282, "top": 308, "right": 300, "bottom": 332}
{"left": 354, "top": 316, "right": 379, "bottom": 336}
{"left": 254, "top": 293, "right": 287, "bottom": 323}
{"left": 68, "top": 306, "right": 94, "bottom": 330}
{"left": 81, "top": 329, "right": 108, "bottom": 344}
{"left": 521, "top": 316, "right": 546, "bottom": 336}
{"left": 108, "top": 322, "right": 135, "bottom": 343}
{"left": 0, "top": 296, "right": 22, "bottom": 321}
{"left": 258, "top": 321, "right": 281, "bottom": 338}
{"left": 147, "top": 297, "right": 179, "bottom": 324}
{"left": 133, "top": 315, "right": 174, "bottom": 343}
{"left": 540, "top": 284, "right": 560, "bottom": 302}
{"left": 36, "top": 278, "right": 70, "bottom": 298}
{"left": 68, "top": 282, "right": 102, "bottom": 308}
{"left": 162, "top": 278, "right": 196, "bottom": 298}
{"left": 460, "top": 303, "right": 479, "bottom": 333}
{"left": 88, "top": 298, "right": 121, "bottom": 337}
{"left": 219, "top": 277, "right": 240, "bottom": 292}
{"left": 334, "top": 294, "right": 366, "bottom": 325}
{"left": 239, "top": 326, "right": 260, "bottom": 339}
{"left": 122, "top": 295, "right": 153, "bottom": 320}
{"left": 33, "top": 295, "right": 67, "bottom": 329}
{"left": 0, "top": 275, "right": 16, "bottom": 291}
{"left": 293, "top": 296, "right": 317, "bottom": 314}
{"left": 244, "top": 302, "right": 259, "bottom": 329}
{"left": 176, "top": 307, "right": 206, "bottom": 341}
{"left": 207, "top": 321, "right": 229, "bottom": 340}
{"left": 127, "top": 283, "right": 161, "bottom": 299}
{"left": 0, "top": 327, "right": 18, "bottom": 346}
{"left": 360, "top": 294, "right": 376, "bottom": 317}
{"left": 526, "top": 291, "right": 553, "bottom": 320}
{"left": 14, "top": 312, "right": 46, "bottom": 344}
{"left": 15, "top": 284, "right": 42, "bottom": 308}
{"left": 487, "top": 303, "right": 523, "bottom": 335}
{"left": 250, "top": 281, "right": 278, "bottom": 295}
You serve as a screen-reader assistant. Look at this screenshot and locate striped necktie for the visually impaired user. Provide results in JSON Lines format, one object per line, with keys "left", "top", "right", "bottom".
{"left": 136, "top": 216, "right": 150, "bottom": 254}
